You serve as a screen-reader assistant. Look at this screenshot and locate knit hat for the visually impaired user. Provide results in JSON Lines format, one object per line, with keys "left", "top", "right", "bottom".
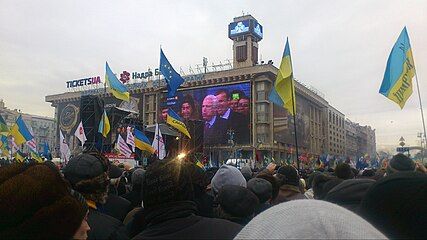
{"left": 360, "top": 171, "right": 427, "bottom": 239}
{"left": 335, "top": 163, "right": 354, "bottom": 180}
{"left": 240, "top": 166, "right": 253, "bottom": 181}
{"left": 109, "top": 164, "right": 123, "bottom": 179}
{"left": 256, "top": 172, "right": 280, "bottom": 200}
{"left": 217, "top": 185, "right": 259, "bottom": 224}
{"left": 62, "top": 153, "right": 109, "bottom": 203}
{"left": 143, "top": 158, "right": 194, "bottom": 210}
{"left": 211, "top": 164, "right": 246, "bottom": 194}
{"left": 0, "top": 163, "right": 88, "bottom": 240}
{"left": 276, "top": 165, "right": 300, "bottom": 187}
{"left": 247, "top": 178, "right": 272, "bottom": 203}
{"left": 325, "top": 179, "right": 375, "bottom": 213}
{"left": 131, "top": 168, "right": 146, "bottom": 186}
{"left": 235, "top": 200, "right": 386, "bottom": 239}
{"left": 387, "top": 153, "right": 415, "bottom": 175}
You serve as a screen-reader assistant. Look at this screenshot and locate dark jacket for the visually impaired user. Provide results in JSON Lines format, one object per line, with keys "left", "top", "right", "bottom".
{"left": 102, "top": 194, "right": 133, "bottom": 222}
{"left": 132, "top": 201, "right": 242, "bottom": 239}
{"left": 122, "top": 186, "right": 142, "bottom": 209}
{"left": 271, "top": 184, "right": 306, "bottom": 205}
{"left": 87, "top": 208, "right": 129, "bottom": 240}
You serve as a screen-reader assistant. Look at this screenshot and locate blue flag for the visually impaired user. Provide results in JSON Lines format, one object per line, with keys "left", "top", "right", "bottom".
{"left": 43, "top": 142, "right": 50, "bottom": 156}
{"left": 160, "top": 49, "right": 185, "bottom": 98}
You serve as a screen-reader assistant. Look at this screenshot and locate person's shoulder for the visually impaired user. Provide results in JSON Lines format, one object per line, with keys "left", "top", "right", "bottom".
{"left": 89, "top": 209, "right": 124, "bottom": 227}
{"left": 199, "top": 216, "right": 243, "bottom": 229}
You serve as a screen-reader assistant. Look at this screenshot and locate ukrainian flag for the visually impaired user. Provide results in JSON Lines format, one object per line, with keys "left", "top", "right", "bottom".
{"left": 30, "top": 150, "right": 44, "bottom": 163}
{"left": 167, "top": 109, "right": 191, "bottom": 139}
{"left": 379, "top": 27, "right": 415, "bottom": 109}
{"left": 0, "top": 135, "right": 8, "bottom": 150}
{"left": 134, "top": 129, "right": 155, "bottom": 154}
{"left": 106, "top": 62, "right": 130, "bottom": 102}
{"left": 15, "top": 150, "right": 25, "bottom": 163}
{"left": 268, "top": 38, "right": 296, "bottom": 115}
{"left": 98, "top": 110, "right": 111, "bottom": 138}
{"left": 0, "top": 115, "right": 8, "bottom": 135}
{"left": 9, "top": 115, "right": 34, "bottom": 145}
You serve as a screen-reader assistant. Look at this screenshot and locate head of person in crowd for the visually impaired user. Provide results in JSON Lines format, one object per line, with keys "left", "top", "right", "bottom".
{"left": 360, "top": 171, "right": 427, "bottom": 239}
{"left": 272, "top": 165, "right": 306, "bottom": 204}
{"left": 202, "top": 95, "right": 218, "bottom": 122}
{"left": 108, "top": 164, "right": 123, "bottom": 195}
{"left": 160, "top": 106, "right": 169, "bottom": 122}
{"left": 181, "top": 94, "right": 199, "bottom": 120}
{"left": 240, "top": 166, "right": 253, "bottom": 182}
{"left": 335, "top": 163, "right": 354, "bottom": 180}
{"left": 256, "top": 171, "right": 280, "bottom": 201}
{"left": 229, "top": 90, "right": 245, "bottom": 112}
{"left": 386, "top": 153, "right": 415, "bottom": 175}
{"left": 324, "top": 178, "right": 375, "bottom": 214}
{"left": 247, "top": 178, "right": 273, "bottom": 215}
{"left": 216, "top": 185, "right": 259, "bottom": 225}
{"left": 0, "top": 163, "right": 90, "bottom": 240}
{"left": 215, "top": 89, "right": 230, "bottom": 116}
{"left": 235, "top": 200, "right": 386, "bottom": 239}
{"left": 211, "top": 164, "right": 246, "bottom": 195}
{"left": 361, "top": 168, "right": 376, "bottom": 178}
{"left": 63, "top": 152, "right": 110, "bottom": 204}
{"left": 312, "top": 174, "right": 343, "bottom": 200}
{"left": 122, "top": 168, "right": 145, "bottom": 209}
{"left": 236, "top": 96, "right": 250, "bottom": 116}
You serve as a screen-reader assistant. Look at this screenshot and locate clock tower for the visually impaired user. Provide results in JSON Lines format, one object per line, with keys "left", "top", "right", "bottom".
{"left": 228, "top": 15, "right": 263, "bottom": 69}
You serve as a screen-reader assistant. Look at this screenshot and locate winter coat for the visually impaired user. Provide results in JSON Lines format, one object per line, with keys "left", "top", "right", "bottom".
{"left": 132, "top": 201, "right": 242, "bottom": 239}
{"left": 87, "top": 208, "right": 129, "bottom": 240}
{"left": 101, "top": 194, "right": 133, "bottom": 222}
{"left": 271, "top": 184, "right": 306, "bottom": 205}
{"left": 122, "top": 187, "right": 142, "bottom": 209}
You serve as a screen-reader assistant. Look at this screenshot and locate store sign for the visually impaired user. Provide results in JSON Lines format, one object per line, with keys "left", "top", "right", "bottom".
{"left": 66, "top": 76, "right": 101, "bottom": 88}
{"left": 131, "top": 68, "right": 160, "bottom": 80}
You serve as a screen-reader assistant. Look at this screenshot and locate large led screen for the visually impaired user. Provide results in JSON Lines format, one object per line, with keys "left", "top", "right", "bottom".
{"left": 159, "top": 83, "right": 251, "bottom": 145}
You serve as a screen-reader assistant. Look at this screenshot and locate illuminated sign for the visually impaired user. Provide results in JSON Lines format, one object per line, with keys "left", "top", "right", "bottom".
{"left": 66, "top": 76, "right": 101, "bottom": 88}
{"left": 229, "top": 20, "right": 250, "bottom": 37}
{"left": 253, "top": 22, "right": 263, "bottom": 39}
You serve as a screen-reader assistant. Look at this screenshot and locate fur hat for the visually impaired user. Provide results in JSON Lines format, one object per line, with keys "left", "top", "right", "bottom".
{"left": 277, "top": 165, "right": 300, "bottom": 187}
{"left": 0, "top": 163, "right": 87, "bottom": 239}
{"left": 335, "top": 163, "right": 354, "bottom": 180}
{"left": 387, "top": 153, "right": 415, "bottom": 175}
{"left": 63, "top": 153, "right": 109, "bottom": 203}
{"left": 247, "top": 178, "right": 273, "bottom": 203}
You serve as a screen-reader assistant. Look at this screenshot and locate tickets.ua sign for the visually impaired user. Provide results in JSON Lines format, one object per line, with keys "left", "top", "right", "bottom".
{"left": 67, "top": 76, "right": 101, "bottom": 88}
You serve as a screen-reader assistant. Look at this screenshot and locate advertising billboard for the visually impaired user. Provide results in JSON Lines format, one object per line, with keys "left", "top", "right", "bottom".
{"left": 159, "top": 82, "right": 251, "bottom": 145}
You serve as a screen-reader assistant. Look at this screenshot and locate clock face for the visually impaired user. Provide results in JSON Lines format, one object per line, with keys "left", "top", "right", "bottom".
{"left": 60, "top": 104, "right": 79, "bottom": 133}
{"left": 119, "top": 97, "right": 139, "bottom": 112}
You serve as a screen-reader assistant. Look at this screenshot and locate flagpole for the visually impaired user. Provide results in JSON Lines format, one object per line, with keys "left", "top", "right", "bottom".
{"left": 414, "top": 71, "right": 427, "bottom": 162}
{"left": 157, "top": 123, "right": 160, "bottom": 160}
{"left": 290, "top": 78, "right": 300, "bottom": 172}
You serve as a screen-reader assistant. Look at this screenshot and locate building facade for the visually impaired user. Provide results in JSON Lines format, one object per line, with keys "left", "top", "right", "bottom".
{"left": 0, "top": 99, "right": 56, "bottom": 154}
{"left": 45, "top": 14, "right": 376, "bottom": 165}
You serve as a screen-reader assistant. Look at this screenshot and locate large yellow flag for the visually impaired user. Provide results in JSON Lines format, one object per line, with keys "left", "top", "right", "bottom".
{"left": 268, "top": 38, "right": 296, "bottom": 115}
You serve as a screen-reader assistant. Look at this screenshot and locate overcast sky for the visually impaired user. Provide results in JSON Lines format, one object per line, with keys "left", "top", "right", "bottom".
{"left": 1, "top": 0, "right": 426, "bottom": 149}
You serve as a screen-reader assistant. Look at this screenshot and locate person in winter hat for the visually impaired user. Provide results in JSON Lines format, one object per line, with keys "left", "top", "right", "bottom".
{"left": 101, "top": 164, "right": 132, "bottom": 222}
{"left": 324, "top": 178, "right": 375, "bottom": 214}
{"left": 240, "top": 166, "right": 253, "bottom": 182}
{"left": 271, "top": 165, "right": 306, "bottom": 204}
{"left": 63, "top": 152, "right": 128, "bottom": 240}
{"left": 122, "top": 168, "right": 145, "bottom": 209}
{"left": 386, "top": 153, "right": 415, "bottom": 175}
{"left": 211, "top": 164, "right": 246, "bottom": 195}
{"left": 0, "top": 162, "right": 90, "bottom": 240}
{"left": 312, "top": 173, "right": 343, "bottom": 200}
{"left": 335, "top": 163, "right": 354, "bottom": 180}
{"left": 216, "top": 185, "right": 259, "bottom": 225}
{"left": 133, "top": 158, "right": 242, "bottom": 239}
{"left": 235, "top": 200, "right": 386, "bottom": 239}
{"left": 360, "top": 171, "right": 427, "bottom": 239}
{"left": 247, "top": 178, "right": 272, "bottom": 215}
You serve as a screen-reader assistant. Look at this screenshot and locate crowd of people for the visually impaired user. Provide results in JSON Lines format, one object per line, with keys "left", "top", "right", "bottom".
{"left": 0, "top": 152, "right": 426, "bottom": 239}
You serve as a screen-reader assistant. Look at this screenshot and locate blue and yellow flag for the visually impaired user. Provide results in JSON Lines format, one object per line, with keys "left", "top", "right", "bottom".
{"left": 0, "top": 135, "right": 8, "bottom": 150}
{"left": 30, "top": 150, "right": 44, "bottom": 163}
{"left": 0, "top": 115, "right": 9, "bottom": 135}
{"left": 134, "top": 128, "right": 155, "bottom": 154}
{"left": 160, "top": 49, "right": 185, "bottom": 98}
{"left": 9, "top": 115, "right": 34, "bottom": 145}
{"left": 98, "top": 110, "right": 111, "bottom": 138}
{"left": 106, "top": 62, "right": 130, "bottom": 102}
{"left": 268, "top": 38, "right": 296, "bottom": 115}
{"left": 15, "top": 150, "right": 25, "bottom": 163}
{"left": 167, "top": 108, "right": 191, "bottom": 139}
{"left": 379, "top": 27, "right": 415, "bottom": 109}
